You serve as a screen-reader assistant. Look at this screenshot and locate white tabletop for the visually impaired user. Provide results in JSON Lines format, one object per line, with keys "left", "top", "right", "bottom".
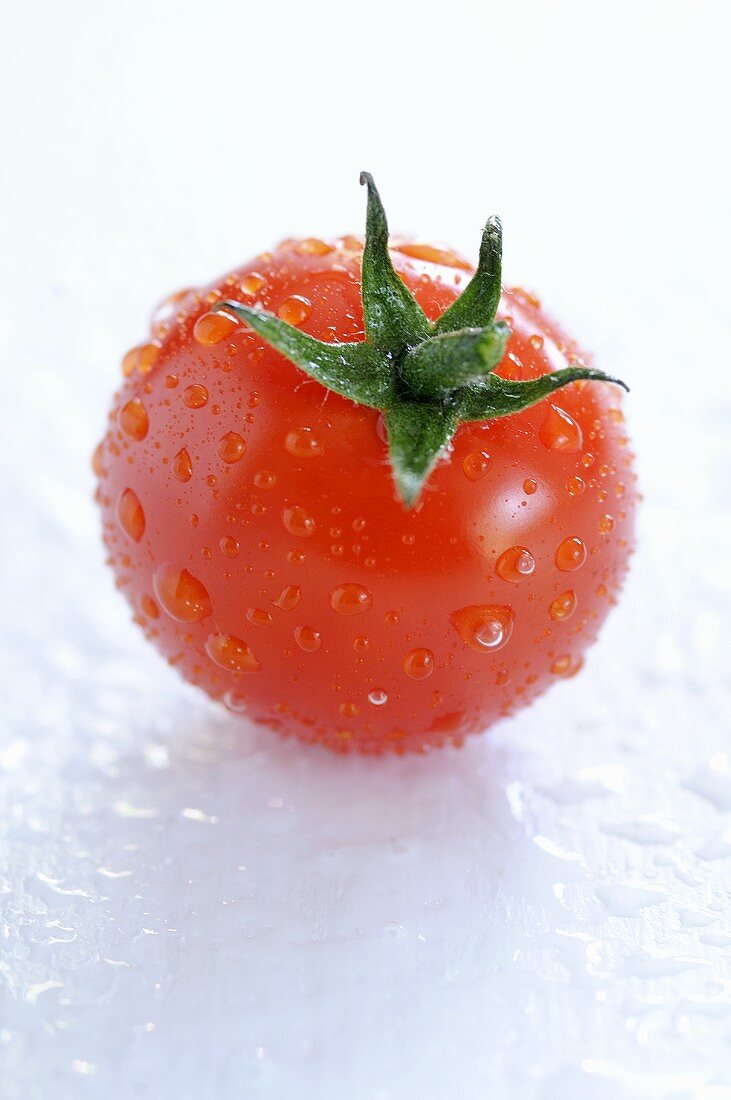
{"left": 1, "top": 2, "right": 730, "bottom": 1097}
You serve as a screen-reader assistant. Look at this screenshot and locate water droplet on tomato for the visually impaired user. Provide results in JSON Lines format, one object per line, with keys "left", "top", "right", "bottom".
{"left": 339, "top": 701, "right": 358, "bottom": 717}
{"left": 496, "top": 546, "right": 535, "bottom": 582}
{"left": 205, "top": 633, "right": 260, "bottom": 672}
{"left": 173, "top": 447, "right": 192, "bottom": 482}
{"left": 137, "top": 343, "right": 159, "bottom": 374}
{"left": 183, "top": 384, "right": 208, "bottom": 409}
{"left": 403, "top": 648, "right": 435, "bottom": 680}
{"left": 529, "top": 334, "right": 544, "bottom": 350}
{"left": 353, "top": 635, "right": 369, "bottom": 653}
{"left": 551, "top": 654, "right": 584, "bottom": 678}
{"left": 118, "top": 398, "right": 149, "bottom": 441}
{"left": 549, "top": 590, "right": 577, "bottom": 621}
{"left": 567, "top": 475, "right": 585, "bottom": 495}
{"left": 523, "top": 478, "right": 537, "bottom": 495}
{"left": 331, "top": 583, "right": 372, "bottom": 615}
{"left": 297, "top": 238, "right": 333, "bottom": 256}
{"left": 122, "top": 347, "right": 140, "bottom": 377}
{"left": 153, "top": 565, "right": 212, "bottom": 622}
{"left": 283, "top": 505, "right": 316, "bottom": 538}
{"left": 218, "top": 431, "right": 246, "bottom": 463}
{"left": 598, "top": 514, "right": 615, "bottom": 534}
{"left": 240, "top": 273, "right": 266, "bottom": 296}
{"left": 285, "top": 427, "right": 324, "bottom": 458}
{"left": 451, "top": 605, "right": 514, "bottom": 652}
{"left": 278, "top": 296, "right": 312, "bottom": 326}
{"left": 165, "top": 373, "right": 178, "bottom": 389}
{"left": 462, "top": 451, "right": 492, "bottom": 481}
{"left": 368, "top": 689, "right": 388, "bottom": 705}
{"left": 220, "top": 536, "right": 239, "bottom": 557}
{"left": 274, "top": 585, "right": 301, "bottom": 611}
{"left": 116, "top": 488, "right": 145, "bottom": 542}
{"left": 294, "top": 625, "right": 321, "bottom": 652}
{"left": 555, "top": 537, "right": 587, "bottom": 572}
{"left": 254, "top": 469, "right": 276, "bottom": 488}
{"left": 140, "top": 594, "right": 159, "bottom": 619}
{"left": 92, "top": 443, "right": 104, "bottom": 478}
{"left": 194, "top": 311, "right": 237, "bottom": 345}
{"left": 246, "top": 607, "right": 272, "bottom": 628}
{"left": 539, "top": 404, "right": 583, "bottom": 452}
{"left": 287, "top": 549, "right": 306, "bottom": 566}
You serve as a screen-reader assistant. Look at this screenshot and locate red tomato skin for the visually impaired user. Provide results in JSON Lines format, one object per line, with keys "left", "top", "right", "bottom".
{"left": 96, "top": 237, "right": 637, "bottom": 754}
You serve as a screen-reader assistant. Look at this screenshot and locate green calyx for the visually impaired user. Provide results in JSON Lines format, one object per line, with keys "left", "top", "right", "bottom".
{"left": 214, "top": 173, "right": 628, "bottom": 507}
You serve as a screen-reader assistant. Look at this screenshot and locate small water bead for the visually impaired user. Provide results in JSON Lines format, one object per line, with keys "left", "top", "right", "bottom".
{"left": 173, "top": 447, "right": 192, "bottom": 482}
{"left": 462, "top": 450, "right": 492, "bottom": 482}
{"left": 339, "top": 701, "right": 359, "bottom": 717}
{"left": 194, "top": 311, "right": 238, "bottom": 346}
{"left": 549, "top": 590, "right": 577, "bottom": 621}
{"left": 394, "top": 242, "right": 470, "bottom": 269}
{"left": 92, "top": 443, "right": 105, "bottom": 478}
{"left": 529, "top": 334, "right": 544, "bottom": 351}
{"left": 278, "top": 295, "right": 312, "bottom": 326}
{"left": 137, "top": 343, "right": 160, "bottom": 374}
{"left": 582, "top": 452, "right": 595, "bottom": 468}
{"left": 297, "top": 238, "right": 333, "bottom": 256}
{"left": 220, "top": 536, "right": 239, "bottom": 557}
{"left": 285, "top": 427, "right": 324, "bottom": 458}
{"left": 451, "top": 605, "right": 514, "bottom": 653}
{"left": 116, "top": 488, "right": 145, "bottom": 542}
{"left": 368, "top": 689, "right": 388, "bottom": 706}
{"left": 331, "top": 583, "right": 372, "bottom": 615}
{"left": 598, "top": 514, "right": 615, "bottom": 534}
{"left": 183, "top": 384, "right": 208, "bottom": 409}
{"left": 287, "top": 549, "right": 306, "bottom": 566}
{"left": 205, "top": 633, "right": 260, "bottom": 672}
{"left": 165, "top": 374, "right": 179, "bottom": 389}
{"left": 523, "top": 478, "right": 537, "bottom": 495}
{"left": 496, "top": 545, "right": 535, "bottom": 583}
{"left": 402, "top": 533, "right": 415, "bottom": 546}
{"left": 206, "top": 475, "right": 217, "bottom": 488}
{"left": 551, "top": 654, "right": 584, "bottom": 678}
{"left": 539, "top": 404, "right": 583, "bottom": 452}
{"left": 247, "top": 607, "right": 272, "bottom": 628}
{"left": 218, "top": 431, "right": 247, "bottom": 463}
{"left": 254, "top": 469, "right": 276, "bottom": 489}
{"left": 403, "top": 648, "right": 435, "bottom": 680}
{"left": 140, "top": 594, "right": 159, "bottom": 619}
{"left": 294, "top": 625, "right": 322, "bottom": 652}
{"left": 353, "top": 635, "right": 369, "bottom": 654}
{"left": 240, "top": 273, "right": 266, "bottom": 296}
{"left": 555, "top": 536, "right": 587, "bottom": 572}
{"left": 567, "top": 475, "right": 585, "bottom": 496}
{"left": 274, "top": 585, "right": 301, "bottom": 611}
{"left": 283, "top": 505, "right": 316, "bottom": 538}
{"left": 153, "top": 565, "right": 212, "bottom": 623}
{"left": 118, "top": 398, "right": 149, "bottom": 441}
{"left": 122, "top": 347, "right": 141, "bottom": 377}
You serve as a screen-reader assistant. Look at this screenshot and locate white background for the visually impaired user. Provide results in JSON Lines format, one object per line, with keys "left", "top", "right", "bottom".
{"left": 1, "top": 1, "right": 730, "bottom": 1097}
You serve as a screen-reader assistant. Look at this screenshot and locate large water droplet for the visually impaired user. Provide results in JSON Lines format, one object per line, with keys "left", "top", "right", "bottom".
{"left": 285, "top": 427, "right": 324, "bottom": 458}
{"left": 274, "top": 585, "right": 301, "bottom": 611}
{"left": 116, "top": 488, "right": 145, "bottom": 542}
{"left": 118, "top": 398, "right": 149, "bottom": 441}
{"left": 194, "top": 311, "right": 237, "bottom": 346}
{"left": 549, "top": 590, "right": 577, "bottom": 621}
{"left": 403, "top": 648, "right": 435, "bottom": 680}
{"left": 451, "top": 605, "right": 514, "bottom": 652}
{"left": 283, "top": 505, "right": 316, "bottom": 538}
{"left": 218, "top": 431, "right": 247, "bottom": 463}
{"left": 495, "top": 545, "right": 535, "bottom": 582}
{"left": 294, "top": 625, "right": 321, "bottom": 652}
{"left": 462, "top": 451, "right": 492, "bottom": 482}
{"left": 278, "top": 296, "right": 312, "bottom": 326}
{"left": 331, "top": 583, "right": 372, "bottom": 615}
{"left": 183, "top": 384, "right": 208, "bottom": 409}
{"left": 539, "top": 404, "right": 583, "bottom": 452}
{"left": 173, "top": 447, "right": 193, "bottom": 482}
{"left": 555, "top": 537, "right": 587, "bottom": 572}
{"left": 153, "top": 565, "right": 212, "bottom": 622}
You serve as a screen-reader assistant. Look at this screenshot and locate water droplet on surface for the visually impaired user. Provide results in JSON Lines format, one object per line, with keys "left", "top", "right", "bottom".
{"left": 247, "top": 607, "right": 272, "bottom": 628}
{"left": 278, "top": 295, "right": 312, "bottom": 326}
{"left": 173, "top": 447, "right": 192, "bottom": 482}
{"left": 165, "top": 373, "right": 178, "bottom": 389}
{"left": 122, "top": 347, "right": 140, "bottom": 376}
{"left": 297, "top": 238, "right": 333, "bottom": 256}
{"left": 339, "top": 701, "right": 358, "bottom": 717}
{"left": 140, "top": 594, "right": 159, "bottom": 619}
{"left": 555, "top": 537, "right": 587, "bottom": 571}
{"left": 331, "top": 583, "right": 372, "bottom": 615}
{"left": 194, "top": 311, "right": 237, "bottom": 345}
{"left": 451, "top": 605, "right": 514, "bottom": 652}
{"left": 183, "top": 384, "right": 208, "bottom": 409}
{"left": 285, "top": 427, "right": 324, "bottom": 458}
{"left": 539, "top": 404, "right": 583, "bottom": 452}
{"left": 118, "top": 398, "right": 149, "bottom": 441}
{"left": 92, "top": 442, "right": 104, "bottom": 477}
{"left": 287, "top": 549, "right": 306, "bottom": 566}
{"left": 551, "top": 654, "right": 584, "bottom": 678}
{"left": 116, "top": 488, "right": 145, "bottom": 542}
{"left": 523, "top": 478, "right": 537, "bottom": 495}
{"left": 283, "top": 505, "right": 316, "bottom": 538}
{"left": 496, "top": 545, "right": 535, "bottom": 582}
{"left": 598, "top": 513, "right": 615, "bottom": 534}
{"left": 403, "top": 648, "right": 435, "bottom": 680}
{"left": 240, "top": 273, "right": 266, "bottom": 296}
{"left": 274, "top": 585, "right": 301, "bottom": 611}
{"left": 529, "top": 334, "right": 544, "bottom": 350}
{"left": 218, "top": 431, "right": 247, "bottom": 463}
{"left": 153, "top": 565, "right": 212, "bottom": 623}
{"left": 219, "top": 536, "right": 239, "bottom": 557}
{"left": 550, "top": 590, "right": 577, "bottom": 621}
{"left": 254, "top": 469, "right": 276, "bottom": 488}
{"left": 294, "top": 625, "right": 321, "bottom": 652}
{"left": 566, "top": 475, "right": 585, "bottom": 495}
{"left": 462, "top": 450, "right": 492, "bottom": 481}
{"left": 395, "top": 242, "right": 469, "bottom": 269}
{"left": 205, "top": 633, "right": 260, "bottom": 672}
{"left": 353, "top": 635, "right": 369, "bottom": 653}
{"left": 368, "top": 689, "right": 388, "bottom": 706}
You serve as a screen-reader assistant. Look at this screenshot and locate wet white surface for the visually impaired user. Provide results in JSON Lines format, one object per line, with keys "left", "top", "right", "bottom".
{"left": 1, "top": 2, "right": 730, "bottom": 1098}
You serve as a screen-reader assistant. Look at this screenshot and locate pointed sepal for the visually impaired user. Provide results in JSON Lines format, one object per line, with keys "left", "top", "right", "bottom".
{"left": 213, "top": 301, "right": 393, "bottom": 408}
{"left": 461, "top": 364, "right": 629, "bottom": 421}
{"left": 384, "top": 399, "right": 462, "bottom": 507}
{"left": 432, "top": 216, "right": 503, "bottom": 334}
{"left": 401, "top": 322, "right": 511, "bottom": 399}
{"left": 359, "top": 172, "right": 430, "bottom": 354}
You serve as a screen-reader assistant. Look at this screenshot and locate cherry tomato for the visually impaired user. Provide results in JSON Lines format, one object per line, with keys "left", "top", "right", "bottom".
{"left": 95, "top": 206, "right": 637, "bottom": 754}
